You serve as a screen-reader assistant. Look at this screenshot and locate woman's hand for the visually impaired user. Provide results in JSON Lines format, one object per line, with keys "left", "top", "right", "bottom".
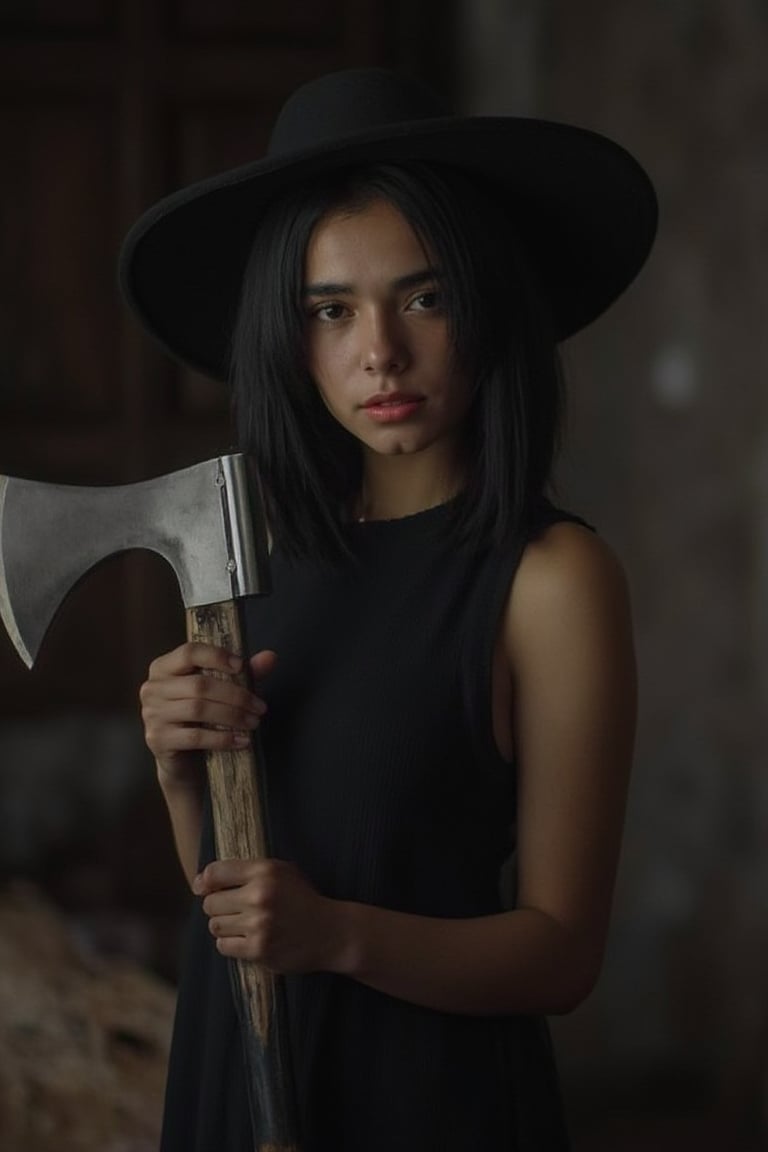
{"left": 139, "top": 643, "right": 275, "bottom": 788}
{"left": 193, "top": 858, "right": 350, "bottom": 974}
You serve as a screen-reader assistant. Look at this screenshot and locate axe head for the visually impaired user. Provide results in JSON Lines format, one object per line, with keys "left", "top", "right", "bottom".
{"left": 0, "top": 454, "right": 270, "bottom": 668}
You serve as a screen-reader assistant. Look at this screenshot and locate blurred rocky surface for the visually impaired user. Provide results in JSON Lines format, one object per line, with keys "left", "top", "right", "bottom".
{"left": 0, "top": 882, "right": 175, "bottom": 1152}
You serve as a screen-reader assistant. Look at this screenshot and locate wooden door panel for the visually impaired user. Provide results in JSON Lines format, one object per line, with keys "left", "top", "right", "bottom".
{"left": 174, "top": 0, "right": 343, "bottom": 42}
{"left": 0, "top": 1, "right": 112, "bottom": 34}
{"left": 0, "top": 99, "right": 118, "bottom": 422}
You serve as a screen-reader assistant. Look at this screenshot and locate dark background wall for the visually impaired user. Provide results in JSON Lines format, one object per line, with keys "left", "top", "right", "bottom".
{"left": 454, "top": 3, "right": 768, "bottom": 1148}
{"left": 1, "top": 1, "right": 766, "bottom": 1149}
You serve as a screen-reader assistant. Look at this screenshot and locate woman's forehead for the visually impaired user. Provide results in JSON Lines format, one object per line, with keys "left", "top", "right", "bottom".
{"left": 304, "top": 198, "right": 434, "bottom": 281}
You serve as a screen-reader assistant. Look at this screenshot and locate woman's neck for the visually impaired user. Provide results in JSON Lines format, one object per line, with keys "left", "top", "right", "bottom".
{"left": 357, "top": 446, "right": 466, "bottom": 522}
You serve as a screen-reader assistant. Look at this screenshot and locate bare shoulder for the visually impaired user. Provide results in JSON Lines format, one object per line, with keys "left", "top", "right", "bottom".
{"left": 503, "top": 520, "right": 634, "bottom": 670}
{"left": 508, "top": 519, "right": 628, "bottom": 618}
{"left": 515, "top": 520, "right": 628, "bottom": 605}
{"left": 502, "top": 521, "right": 637, "bottom": 995}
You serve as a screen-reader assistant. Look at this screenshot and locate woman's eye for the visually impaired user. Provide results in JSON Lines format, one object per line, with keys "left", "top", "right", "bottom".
{"left": 312, "top": 302, "right": 347, "bottom": 322}
{"left": 408, "top": 290, "right": 443, "bottom": 312}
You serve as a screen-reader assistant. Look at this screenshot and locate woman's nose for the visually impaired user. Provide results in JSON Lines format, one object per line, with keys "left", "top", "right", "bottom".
{"left": 360, "top": 309, "right": 409, "bottom": 375}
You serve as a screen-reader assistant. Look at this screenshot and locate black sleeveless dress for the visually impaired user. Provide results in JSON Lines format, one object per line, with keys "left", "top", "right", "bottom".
{"left": 160, "top": 500, "right": 576, "bottom": 1151}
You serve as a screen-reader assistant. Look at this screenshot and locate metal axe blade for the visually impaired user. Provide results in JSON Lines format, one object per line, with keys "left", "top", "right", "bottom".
{"left": 0, "top": 450, "right": 301, "bottom": 1147}
{"left": 0, "top": 454, "right": 270, "bottom": 668}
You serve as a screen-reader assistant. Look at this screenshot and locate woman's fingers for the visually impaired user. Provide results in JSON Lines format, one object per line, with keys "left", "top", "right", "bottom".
{"left": 157, "top": 725, "right": 253, "bottom": 753}
{"left": 142, "top": 685, "right": 265, "bottom": 754}
{"left": 140, "top": 643, "right": 276, "bottom": 765}
{"left": 249, "top": 648, "right": 278, "bottom": 679}
{"left": 148, "top": 686, "right": 267, "bottom": 723}
{"left": 142, "top": 670, "right": 263, "bottom": 714}
{"left": 147, "top": 694, "right": 264, "bottom": 730}
{"left": 193, "top": 858, "right": 339, "bottom": 973}
{"left": 148, "top": 641, "right": 276, "bottom": 684}
{"left": 148, "top": 641, "right": 244, "bottom": 680}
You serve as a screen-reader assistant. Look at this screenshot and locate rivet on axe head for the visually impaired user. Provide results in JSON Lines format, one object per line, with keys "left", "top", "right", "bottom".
{"left": 0, "top": 452, "right": 301, "bottom": 1151}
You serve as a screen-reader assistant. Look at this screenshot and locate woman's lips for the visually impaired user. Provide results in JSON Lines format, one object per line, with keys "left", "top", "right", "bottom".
{"left": 362, "top": 394, "right": 424, "bottom": 422}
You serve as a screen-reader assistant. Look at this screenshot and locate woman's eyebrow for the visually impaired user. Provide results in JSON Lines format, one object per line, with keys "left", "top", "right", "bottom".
{"left": 394, "top": 268, "right": 442, "bottom": 291}
{"left": 302, "top": 280, "right": 353, "bottom": 298}
{"left": 302, "top": 268, "right": 442, "bottom": 297}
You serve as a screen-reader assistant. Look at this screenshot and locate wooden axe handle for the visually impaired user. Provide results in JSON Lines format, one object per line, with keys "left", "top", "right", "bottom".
{"left": 186, "top": 602, "right": 300, "bottom": 1152}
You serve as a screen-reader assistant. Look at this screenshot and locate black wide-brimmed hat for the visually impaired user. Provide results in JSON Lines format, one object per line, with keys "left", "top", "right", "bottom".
{"left": 119, "top": 67, "right": 658, "bottom": 381}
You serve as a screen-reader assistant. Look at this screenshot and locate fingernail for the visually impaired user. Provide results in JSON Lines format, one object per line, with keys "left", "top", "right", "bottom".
{"left": 192, "top": 873, "right": 202, "bottom": 893}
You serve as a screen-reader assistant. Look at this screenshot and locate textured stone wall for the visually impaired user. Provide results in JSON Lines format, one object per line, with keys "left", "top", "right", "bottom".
{"left": 461, "top": 0, "right": 768, "bottom": 1142}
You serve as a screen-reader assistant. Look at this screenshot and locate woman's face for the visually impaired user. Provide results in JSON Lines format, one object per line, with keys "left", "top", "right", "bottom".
{"left": 303, "top": 198, "right": 472, "bottom": 460}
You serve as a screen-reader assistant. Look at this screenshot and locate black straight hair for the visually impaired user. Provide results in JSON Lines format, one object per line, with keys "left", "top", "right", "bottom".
{"left": 230, "top": 162, "right": 564, "bottom": 563}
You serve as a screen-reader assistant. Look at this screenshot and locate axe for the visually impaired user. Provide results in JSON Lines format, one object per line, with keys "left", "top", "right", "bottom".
{"left": 0, "top": 453, "right": 300, "bottom": 1152}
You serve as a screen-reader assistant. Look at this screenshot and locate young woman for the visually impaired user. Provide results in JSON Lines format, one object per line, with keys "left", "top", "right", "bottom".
{"left": 124, "top": 68, "right": 657, "bottom": 1151}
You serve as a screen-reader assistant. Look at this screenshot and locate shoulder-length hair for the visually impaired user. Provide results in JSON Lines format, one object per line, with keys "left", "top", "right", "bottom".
{"left": 230, "top": 161, "right": 564, "bottom": 562}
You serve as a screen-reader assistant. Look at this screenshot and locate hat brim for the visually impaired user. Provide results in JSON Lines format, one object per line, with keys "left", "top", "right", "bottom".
{"left": 119, "top": 115, "right": 658, "bottom": 380}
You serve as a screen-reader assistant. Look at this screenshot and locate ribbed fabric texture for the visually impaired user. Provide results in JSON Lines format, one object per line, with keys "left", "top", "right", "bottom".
{"left": 160, "top": 499, "right": 579, "bottom": 1151}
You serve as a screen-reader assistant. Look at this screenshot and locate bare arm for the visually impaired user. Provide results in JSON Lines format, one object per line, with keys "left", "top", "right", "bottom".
{"left": 507, "top": 523, "right": 637, "bottom": 1002}
{"left": 199, "top": 523, "right": 636, "bottom": 1015}
{"left": 156, "top": 771, "right": 206, "bottom": 890}
{"left": 140, "top": 644, "right": 272, "bottom": 887}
